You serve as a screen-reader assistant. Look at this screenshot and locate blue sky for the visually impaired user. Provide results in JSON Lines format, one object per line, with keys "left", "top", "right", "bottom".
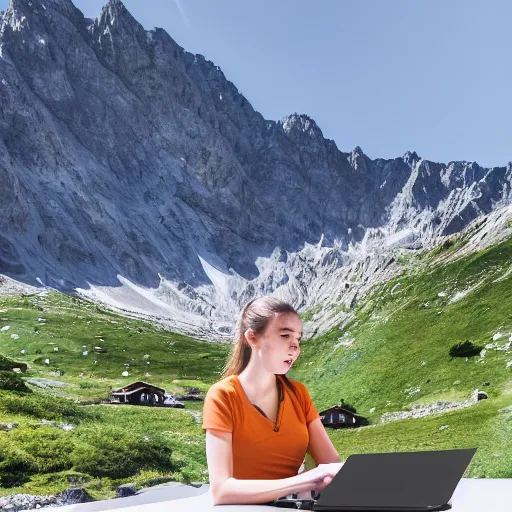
{"left": 2, "top": 0, "right": 511, "bottom": 168}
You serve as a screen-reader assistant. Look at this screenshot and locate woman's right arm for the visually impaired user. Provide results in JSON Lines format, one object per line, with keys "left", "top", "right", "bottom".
{"left": 205, "top": 429, "right": 342, "bottom": 506}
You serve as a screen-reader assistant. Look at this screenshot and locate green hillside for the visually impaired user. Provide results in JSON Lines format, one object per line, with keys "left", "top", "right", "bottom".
{"left": 291, "top": 236, "right": 512, "bottom": 477}
{"left": 1, "top": 235, "right": 512, "bottom": 498}
{"left": 0, "top": 292, "right": 228, "bottom": 498}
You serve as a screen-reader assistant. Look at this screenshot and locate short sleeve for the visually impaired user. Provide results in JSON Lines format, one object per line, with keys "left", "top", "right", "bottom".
{"left": 202, "top": 385, "right": 234, "bottom": 433}
{"left": 298, "top": 382, "right": 322, "bottom": 426}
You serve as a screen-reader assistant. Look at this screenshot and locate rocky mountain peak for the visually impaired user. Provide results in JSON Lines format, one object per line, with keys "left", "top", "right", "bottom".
{"left": 351, "top": 145, "right": 364, "bottom": 157}
{"left": 92, "top": 0, "right": 144, "bottom": 36}
{"left": 279, "top": 113, "right": 329, "bottom": 155}
{"left": 96, "top": 0, "right": 134, "bottom": 25}
{"left": 348, "top": 145, "right": 369, "bottom": 172}
{"left": 403, "top": 150, "right": 420, "bottom": 166}
{"left": 281, "top": 113, "right": 322, "bottom": 138}
{"left": 7, "top": 0, "right": 78, "bottom": 17}
{"left": 282, "top": 112, "right": 317, "bottom": 130}
{"left": 1, "top": 0, "right": 85, "bottom": 41}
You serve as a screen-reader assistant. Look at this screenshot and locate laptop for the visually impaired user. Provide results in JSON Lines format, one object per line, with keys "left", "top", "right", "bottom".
{"left": 272, "top": 448, "right": 477, "bottom": 511}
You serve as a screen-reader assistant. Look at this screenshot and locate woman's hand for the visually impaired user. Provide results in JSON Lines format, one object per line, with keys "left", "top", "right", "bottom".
{"left": 294, "top": 462, "right": 344, "bottom": 494}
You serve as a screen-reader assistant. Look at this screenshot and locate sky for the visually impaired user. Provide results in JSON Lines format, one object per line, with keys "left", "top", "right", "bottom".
{"left": 1, "top": 0, "right": 511, "bottom": 168}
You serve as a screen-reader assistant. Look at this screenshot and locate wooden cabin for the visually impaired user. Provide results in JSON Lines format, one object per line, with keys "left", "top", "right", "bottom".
{"left": 319, "top": 406, "right": 368, "bottom": 429}
{"left": 110, "top": 381, "right": 166, "bottom": 406}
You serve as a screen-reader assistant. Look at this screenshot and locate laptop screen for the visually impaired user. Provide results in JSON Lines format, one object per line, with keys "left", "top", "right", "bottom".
{"left": 313, "top": 448, "right": 477, "bottom": 510}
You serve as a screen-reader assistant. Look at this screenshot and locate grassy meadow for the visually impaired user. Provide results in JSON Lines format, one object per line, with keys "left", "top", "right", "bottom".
{"left": 1, "top": 234, "right": 512, "bottom": 498}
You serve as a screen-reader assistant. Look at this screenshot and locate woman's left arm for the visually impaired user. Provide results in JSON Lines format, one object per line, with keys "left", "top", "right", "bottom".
{"left": 291, "top": 419, "right": 343, "bottom": 501}
{"left": 307, "top": 418, "right": 343, "bottom": 465}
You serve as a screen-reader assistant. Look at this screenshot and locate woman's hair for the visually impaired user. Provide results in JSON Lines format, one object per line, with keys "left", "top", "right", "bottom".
{"left": 221, "top": 296, "right": 300, "bottom": 397}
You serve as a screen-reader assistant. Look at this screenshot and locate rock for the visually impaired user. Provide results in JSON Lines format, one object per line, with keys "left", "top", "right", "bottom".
{"left": 57, "top": 488, "right": 94, "bottom": 505}
{"left": 0, "top": 493, "right": 57, "bottom": 511}
{"left": 0, "top": 422, "right": 18, "bottom": 432}
{"left": 25, "top": 378, "right": 68, "bottom": 388}
{"left": 175, "top": 394, "right": 204, "bottom": 402}
{"left": 381, "top": 387, "right": 492, "bottom": 424}
{"left": 472, "top": 389, "right": 488, "bottom": 401}
{"left": 40, "top": 419, "right": 75, "bottom": 431}
{"left": 116, "top": 483, "right": 138, "bottom": 498}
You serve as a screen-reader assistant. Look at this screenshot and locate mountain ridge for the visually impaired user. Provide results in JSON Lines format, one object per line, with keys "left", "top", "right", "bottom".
{"left": 0, "top": 0, "right": 511, "bottom": 338}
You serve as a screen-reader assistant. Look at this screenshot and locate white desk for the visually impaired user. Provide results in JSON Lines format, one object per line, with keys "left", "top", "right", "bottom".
{"left": 37, "top": 479, "right": 511, "bottom": 511}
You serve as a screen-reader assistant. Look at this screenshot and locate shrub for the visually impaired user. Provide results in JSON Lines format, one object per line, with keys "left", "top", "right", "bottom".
{"left": 12, "top": 427, "right": 73, "bottom": 473}
{"left": 71, "top": 427, "right": 175, "bottom": 479}
{"left": 0, "top": 371, "right": 32, "bottom": 392}
{"left": 0, "top": 441, "right": 38, "bottom": 487}
{"left": 339, "top": 399, "right": 357, "bottom": 414}
{"left": 449, "top": 340, "right": 482, "bottom": 358}
{"left": 0, "top": 355, "right": 21, "bottom": 371}
{"left": 10, "top": 427, "right": 74, "bottom": 473}
{"left": 0, "top": 393, "right": 91, "bottom": 422}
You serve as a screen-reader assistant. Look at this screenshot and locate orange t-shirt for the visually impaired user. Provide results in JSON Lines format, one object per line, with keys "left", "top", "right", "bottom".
{"left": 202, "top": 374, "right": 321, "bottom": 480}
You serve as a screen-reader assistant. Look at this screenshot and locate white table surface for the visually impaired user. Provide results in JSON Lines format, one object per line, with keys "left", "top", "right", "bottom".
{"left": 37, "top": 478, "right": 511, "bottom": 512}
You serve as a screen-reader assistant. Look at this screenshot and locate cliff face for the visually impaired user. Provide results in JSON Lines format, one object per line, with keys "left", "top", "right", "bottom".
{"left": 1, "top": 0, "right": 511, "bottom": 338}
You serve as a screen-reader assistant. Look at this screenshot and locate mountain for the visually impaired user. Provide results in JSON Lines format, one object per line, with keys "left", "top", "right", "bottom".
{"left": 1, "top": 0, "right": 511, "bottom": 339}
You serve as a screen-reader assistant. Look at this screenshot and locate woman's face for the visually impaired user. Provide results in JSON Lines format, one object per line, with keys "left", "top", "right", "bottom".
{"left": 247, "top": 312, "right": 302, "bottom": 374}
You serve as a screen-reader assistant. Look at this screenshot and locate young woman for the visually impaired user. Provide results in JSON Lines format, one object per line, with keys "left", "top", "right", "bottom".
{"left": 202, "top": 296, "right": 344, "bottom": 506}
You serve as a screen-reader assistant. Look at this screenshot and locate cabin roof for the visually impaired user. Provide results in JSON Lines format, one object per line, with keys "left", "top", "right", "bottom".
{"left": 111, "top": 381, "right": 165, "bottom": 394}
{"left": 319, "top": 406, "right": 363, "bottom": 417}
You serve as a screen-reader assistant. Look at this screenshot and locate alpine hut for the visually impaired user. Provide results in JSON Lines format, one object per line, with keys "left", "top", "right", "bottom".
{"left": 110, "top": 381, "right": 166, "bottom": 406}
{"left": 319, "top": 405, "right": 368, "bottom": 429}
